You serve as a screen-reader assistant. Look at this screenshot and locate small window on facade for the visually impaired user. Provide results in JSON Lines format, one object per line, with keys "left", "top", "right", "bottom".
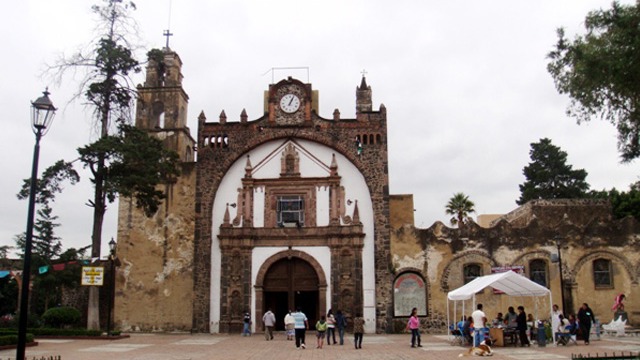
{"left": 593, "top": 259, "right": 612, "bottom": 287}
{"left": 529, "top": 259, "right": 548, "bottom": 288}
{"left": 277, "top": 195, "right": 304, "bottom": 227}
{"left": 463, "top": 264, "right": 482, "bottom": 284}
{"left": 393, "top": 272, "right": 427, "bottom": 317}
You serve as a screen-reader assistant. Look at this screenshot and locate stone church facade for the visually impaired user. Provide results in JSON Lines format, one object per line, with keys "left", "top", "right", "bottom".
{"left": 116, "top": 47, "right": 392, "bottom": 334}
{"left": 114, "top": 47, "right": 639, "bottom": 334}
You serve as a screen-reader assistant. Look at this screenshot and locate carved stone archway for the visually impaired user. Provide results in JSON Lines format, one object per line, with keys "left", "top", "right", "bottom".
{"left": 255, "top": 249, "right": 328, "bottom": 329}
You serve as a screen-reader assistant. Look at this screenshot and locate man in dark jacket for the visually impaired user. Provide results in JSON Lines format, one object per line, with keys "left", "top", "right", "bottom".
{"left": 577, "top": 303, "right": 596, "bottom": 345}
{"left": 516, "top": 306, "right": 531, "bottom": 347}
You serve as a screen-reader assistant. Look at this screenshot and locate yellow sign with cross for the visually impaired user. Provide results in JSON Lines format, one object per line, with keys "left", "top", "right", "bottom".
{"left": 81, "top": 266, "right": 104, "bottom": 286}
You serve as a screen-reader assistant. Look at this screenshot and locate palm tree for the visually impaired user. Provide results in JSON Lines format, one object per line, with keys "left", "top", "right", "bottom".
{"left": 445, "top": 192, "right": 476, "bottom": 227}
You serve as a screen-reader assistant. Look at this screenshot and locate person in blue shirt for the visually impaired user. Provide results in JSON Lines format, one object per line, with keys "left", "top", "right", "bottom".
{"left": 292, "top": 308, "right": 308, "bottom": 349}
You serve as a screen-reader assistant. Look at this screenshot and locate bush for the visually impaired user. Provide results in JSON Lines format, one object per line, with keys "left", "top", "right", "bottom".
{"left": 30, "top": 328, "right": 103, "bottom": 337}
{"left": 0, "top": 333, "right": 34, "bottom": 346}
{"left": 41, "top": 307, "right": 81, "bottom": 328}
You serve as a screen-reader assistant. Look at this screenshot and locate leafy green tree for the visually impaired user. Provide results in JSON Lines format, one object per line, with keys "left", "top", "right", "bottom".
{"left": 445, "top": 192, "right": 476, "bottom": 227}
{"left": 590, "top": 181, "right": 640, "bottom": 220}
{"left": 47, "top": 0, "right": 143, "bottom": 330}
{"left": 518, "top": 138, "right": 590, "bottom": 205}
{"left": 16, "top": 160, "right": 79, "bottom": 262}
{"left": 15, "top": 205, "right": 62, "bottom": 260}
{"left": 547, "top": 1, "right": 640, "bottom": 161}
{"left": 0, "top": 246, "right": 17, "bottom": 317}
{"left": 15, "top": 160, "right": 80, "bottom": 315}
{"left": 78, "top": 122, "right": 180, "bottom": 217}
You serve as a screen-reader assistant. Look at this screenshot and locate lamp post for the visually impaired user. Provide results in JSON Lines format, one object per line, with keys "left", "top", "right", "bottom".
{"left": 553, "top": 236, "right": 566, "bottom": 315}
{"left": 106, "top": 238, "right": 117, "bottom": 336}
{"left": 17, "top": 89, "right": 57, "bottom": 360}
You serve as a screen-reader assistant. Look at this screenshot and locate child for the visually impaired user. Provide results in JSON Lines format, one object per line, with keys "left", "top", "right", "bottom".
{"left": 315, "top": 315, "right": 327, "bottom": 349}
{"left": 406, "top": 307, "right": 422, "bottom": 348}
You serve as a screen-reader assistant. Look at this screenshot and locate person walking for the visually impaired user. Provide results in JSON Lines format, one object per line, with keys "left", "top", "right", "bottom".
{"left": 326, "top": 309, "right": 336, "bottom": 345}
{"left": 335, "top": 310, "right": 347, "bottom": 345}
{"left": 577, "top": 303, "right": 596, "bottom": 345}
{"left": 406, "top": 307, "right": 422, "bottom": 348}
{"left": 292, "top": 307, "right": 308, "bottom": 349}
{"left": 242, "top": 312, "right": 251, "bottom": 336}
{"left": 315, "top": 315, "right": 327, "bottom": 349}
{"left": 262, "top": 308, "right": 276, "bottom": 341}
{"left": 471, "top": 304, "right": 486, "bottom": 346}
{"left": 516, "top": 306, "right": 531, "bottom": 347}
{"left": 284, "top": 310, "right": 295, "bottom": 341}
{"left": 353, "top": 313, "right": 364, "bottom": 349}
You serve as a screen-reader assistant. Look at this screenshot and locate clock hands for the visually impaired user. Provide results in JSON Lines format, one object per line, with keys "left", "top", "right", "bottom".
{"left": 288, "top": 96, "right": 294, "bottom": 106}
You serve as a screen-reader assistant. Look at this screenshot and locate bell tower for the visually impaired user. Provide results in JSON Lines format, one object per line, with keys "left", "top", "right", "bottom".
{"left": 115, "top": 45, "right": 197, "bottom": 333}
{"left": 135, "top": 47, "right": 195, "bottom": 161}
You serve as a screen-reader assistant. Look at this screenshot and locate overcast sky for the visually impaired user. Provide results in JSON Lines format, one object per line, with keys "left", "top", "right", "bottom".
{"left": 2, "top": 0, "right": 638, "bottom": 257}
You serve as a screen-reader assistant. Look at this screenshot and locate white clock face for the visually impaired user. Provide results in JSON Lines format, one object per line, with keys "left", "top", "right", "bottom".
{"left": 280, "top": 93, "right": 301, "bottom": 113}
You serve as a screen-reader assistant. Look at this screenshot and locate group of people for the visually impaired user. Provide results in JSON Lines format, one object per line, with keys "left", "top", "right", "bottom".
{"left": 454, "top": 302, "right": 597, "bottom": 348}
{"left": 552, "top": 303, "right": 596, "bottom": 345}
{"left": 455, "top": 304, "right": 532, "bottom": 347}
{"left": 246, "top": 308, "right": 363, "bottom": 350}
{"left": 250, "top": 301, "right": 598, "bottom": 351}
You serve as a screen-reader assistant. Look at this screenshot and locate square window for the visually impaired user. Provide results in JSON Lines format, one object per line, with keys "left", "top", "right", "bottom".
{"left": 529, "top": 259, "right": 548, "bottom": 288}
{"left": 277, "top": 195, "right": 304, "bottom": 227}
{"left": 593, "top": 259, "right": 612, "bottom": 288}
{"left": 463, "top": 264, "right": 482, "bottom": 284}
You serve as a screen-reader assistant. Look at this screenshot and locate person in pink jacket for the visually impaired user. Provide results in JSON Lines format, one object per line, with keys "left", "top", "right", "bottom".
{"left": 406, "top": 307, "right": 422, "bottom": 348}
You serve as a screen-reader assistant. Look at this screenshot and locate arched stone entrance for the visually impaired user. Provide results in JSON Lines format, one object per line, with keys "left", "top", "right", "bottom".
{"left": 255, "top": 250, "right": 327, "bottom": 331}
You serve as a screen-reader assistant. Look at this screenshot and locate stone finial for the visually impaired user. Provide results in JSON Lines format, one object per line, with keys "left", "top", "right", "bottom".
{"left": 240, "top": 108, "right": 248, "bottom": 123}
{"left": 359, "top": 75, "right": 368, "bottom": 89}
{"left": 353, "top": 200, "right": 361, "bottom": 224}
{"left": 219, "top": 110, "right": 227, "bottom": 124}
{"left": 333, "top": 109, "right": 341, "bottom": 121}
{"left": 379, "top": 103, "right": 386, "bottom": 113}
{"left": 330, "top": 154, "right": 338, "bottom": 176}
{"left": 222, "top": 204, "right": 231, "bottom": 227}
{"left": 356, "top": 75, "right": 372, "bottom": 113}
{"left": 245, "top": 155, "right": 253, "bottom": 178}
{"left": 198, "top": 111, "right": 207, "bottom": 124}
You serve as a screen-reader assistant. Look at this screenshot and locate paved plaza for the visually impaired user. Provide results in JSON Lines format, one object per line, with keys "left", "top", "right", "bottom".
{"left": 1, "top": 332, "right": 639, "bottom": 360}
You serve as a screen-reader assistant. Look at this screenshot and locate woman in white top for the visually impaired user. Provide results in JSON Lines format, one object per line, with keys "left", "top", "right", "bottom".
{"left": 284, "top": 311, "right": 295, "bottom": 341}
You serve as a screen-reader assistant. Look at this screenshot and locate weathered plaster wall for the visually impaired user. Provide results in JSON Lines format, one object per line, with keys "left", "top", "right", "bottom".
{"left": 114, "top": 163, "right": 196, "bottom": 332}
{"left": 390, "top": 199, "right": 640, "bottom": 333}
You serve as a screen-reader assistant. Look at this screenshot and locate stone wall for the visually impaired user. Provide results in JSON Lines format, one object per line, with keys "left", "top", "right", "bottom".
{"left": 391, "top": 199, "right": 640, "bottom": 333}
{"left": 114, "top": 163, "right": 196, "bottom": 332}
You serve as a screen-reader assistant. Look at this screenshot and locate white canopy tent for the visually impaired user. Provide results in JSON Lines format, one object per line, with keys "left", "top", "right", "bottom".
{"left": 446, "top": 270, "right": 553, "bottom": 341}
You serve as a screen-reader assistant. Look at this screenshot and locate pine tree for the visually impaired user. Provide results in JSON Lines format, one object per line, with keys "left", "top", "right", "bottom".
{"left": 517, "top": 138, "right": 590, "bottom": 205}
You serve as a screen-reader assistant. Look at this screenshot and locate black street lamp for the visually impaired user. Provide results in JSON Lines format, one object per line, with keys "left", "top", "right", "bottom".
{"left": 553, "top": 236, "right": 566, "bottom": 315}
{"left": 106, "top": 237, "right": 118, "bottom": 336}
{"left": 17, "top": 89, "right": 57, "bottom": 360}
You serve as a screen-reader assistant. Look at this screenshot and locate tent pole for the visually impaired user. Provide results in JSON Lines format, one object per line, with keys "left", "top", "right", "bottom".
{"left": 454, "top": 301, "right": 457, "bottom": 329}
{"left": 550, "top": 292, "right": 555, "bottom": 345}
{"left": 447, "top": 298, "right": 450, "bottom": 335}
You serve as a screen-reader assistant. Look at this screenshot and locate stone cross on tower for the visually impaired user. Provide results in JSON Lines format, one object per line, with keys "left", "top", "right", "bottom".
{"left": 163, "top": 29, "right": 174, "bottom": 49}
